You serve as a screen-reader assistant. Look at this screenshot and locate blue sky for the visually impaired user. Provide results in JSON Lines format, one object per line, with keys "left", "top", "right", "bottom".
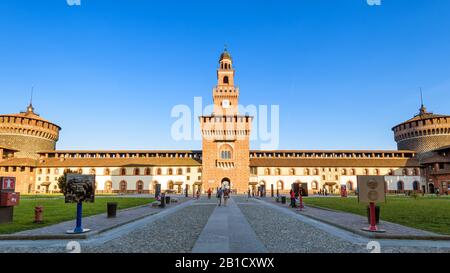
{"left": 0, "top": 0, "right": 449, "bottom": 151}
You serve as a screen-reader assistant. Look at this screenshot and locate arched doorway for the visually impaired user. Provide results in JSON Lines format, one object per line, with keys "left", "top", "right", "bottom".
{"left": 413, "top": 181, "right": 420, "bottom": 191}
{"left": 429, "top": 183, "right": 435, "bottom": 194}
{"left": 221, "top": 178, "right": 231, "bottom": 189}
{"left": 259, "top": 181, "right": 267, "bottom": 197}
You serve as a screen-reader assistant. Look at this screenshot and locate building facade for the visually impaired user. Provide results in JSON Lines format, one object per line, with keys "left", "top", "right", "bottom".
{"left": 1, "top": 50, "right": 449, "bottom": 195}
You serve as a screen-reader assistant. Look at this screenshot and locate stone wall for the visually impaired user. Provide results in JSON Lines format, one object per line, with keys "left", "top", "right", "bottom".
{"left": 0, "top": 134, "right": 56, "bottom": 158}
{"left": 397, "top": 135, "right": 450, "bottom": 154}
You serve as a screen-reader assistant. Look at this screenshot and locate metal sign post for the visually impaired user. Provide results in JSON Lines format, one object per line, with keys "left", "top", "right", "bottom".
{"left": 64, "top": 174, "right": 95, "bottom": 234}
{"left": 357, "top": 176, "right": 386, "bottom": 233}
{"left": 68, "top": 202, "right": 90, "bottom": 234}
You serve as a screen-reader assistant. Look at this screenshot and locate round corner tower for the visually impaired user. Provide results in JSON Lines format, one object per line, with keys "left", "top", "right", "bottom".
{"left": 0, "top": 103, "right": 61, "bottom": 159}
{"left": 392, "top": 104, "right": 450, "bottom": 154}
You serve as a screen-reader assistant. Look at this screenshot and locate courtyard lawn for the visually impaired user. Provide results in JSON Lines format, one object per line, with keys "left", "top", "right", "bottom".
{"left": 305, "top": 196, "right": 450, "bottom": 235}
{"left": 0, "top": 197, "right": 154, "bottom": 234}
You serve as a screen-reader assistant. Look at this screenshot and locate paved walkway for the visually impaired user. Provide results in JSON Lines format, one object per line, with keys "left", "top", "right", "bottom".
{"left": 192, "top": 197, "right": 267, "bottom": 253}
{"left": 261, "top": 197, "right": 450, "bottom": 240}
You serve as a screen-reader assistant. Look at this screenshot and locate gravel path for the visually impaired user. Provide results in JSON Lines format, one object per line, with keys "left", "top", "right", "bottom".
{"left": 83, "top": 203, "right": 216, "bottom": 253}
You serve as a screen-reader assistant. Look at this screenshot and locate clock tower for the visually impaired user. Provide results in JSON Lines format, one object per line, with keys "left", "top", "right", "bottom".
{"left": 200, "top": 49, "right": 253, "bottom": 193}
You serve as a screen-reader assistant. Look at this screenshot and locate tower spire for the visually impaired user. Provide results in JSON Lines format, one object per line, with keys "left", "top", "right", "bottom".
{"left": 419, "top": 87, "right": 427, "bottom": 115}
{"left": 26, "top": 86, "right": 35, "bottom": 114}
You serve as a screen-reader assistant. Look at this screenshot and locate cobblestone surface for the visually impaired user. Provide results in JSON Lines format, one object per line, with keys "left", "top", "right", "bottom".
{"left": 83, "top": 204, "right": 216, "bottom": 253}
{"left": 264, "top": 197, "right": 439, "bottom": 237}
{"left": 236, "top": 198, "right": 365, "bottom": 253}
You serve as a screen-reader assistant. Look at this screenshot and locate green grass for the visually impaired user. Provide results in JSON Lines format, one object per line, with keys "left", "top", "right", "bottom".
{"left": 0, "top": 197, "right": 154, "bottom": 234}
{"left": 305, "top": 196, "right": 450, "bottom": 235}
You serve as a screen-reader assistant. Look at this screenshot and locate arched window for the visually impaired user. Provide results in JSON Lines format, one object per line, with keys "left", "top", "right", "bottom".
{"left": 90, "top": 168, "right": 96, "bottom": 175}
{"left": 347, "top": 181, "right": 354, "bottom": 191}
{"left": 134, "top": 168, "right": 140, "bottom": 176}
{"left": 105, "top": 181, "right": 112, "bottom": 193}
{"left": 305, "top": 169, "right": 310, "bottom": 175}
{"left": 413, "top": 181, "right": 420, "bottom": 191}
{"left": 397, "top": 181, "right": 404, "bottom": 191}
{"left": 275, "top": 168, "right": 281, "bottom": 175}
{"left": 120, "top": 168, "right": 127, "bottom": 176}
{"left": 402, "top": 169, "right": 408, "bottom": 176}
{"left": 197, "top": 168, "right": 202, "bottom": 173}
{"left": 289, "top": 168, "right": 295, "bottom": 175}
{"left": 104, "top": 168, "right": 111, "bottom": 176}
{"left": 119, "top": 180, "right": 127, "bottom": 193}
{"left": 168, "top": 168, "right": 173, "bottom": 175}
{"left": 168, "top": 181, "right": 174, "bottom": 190}
{"left": 312, "top": 181, "right": 318, "bottom": 190}
{"left": 388, "top": 169, "right": 393, "bottom": 175}
{"left": 156, "top": 168, "right": 162, "bottom": 175}
{"left": 342, "top": 169, "right": 347, "bottom": 175}
{"left": 223, "top": 76, "right": 229, "bottom": 84}
{"left": 145, "top": 168, "right": 151, "bottom": 176}
{"left": 136, "top": 181, "right": 144, "bottom": 193}
{"left": 177, "top": 168, "right": 183, "bottom": 175}
{"left": 186, "top": 168, "right": 191, "bottom": 173}
{"left": 78, "top": 168, "right": 83, "bottom": 174}
{"left": 277, "top": 181, "right": 284, "bottom": 190}
{"left": 265, "top": 168, "right": 271, "bottom": 175}
{"left": 374, "top": 169, "right": 380, "bottom": 175}
{"left": 220, "top": 144, "right": 233, "bottom": 160}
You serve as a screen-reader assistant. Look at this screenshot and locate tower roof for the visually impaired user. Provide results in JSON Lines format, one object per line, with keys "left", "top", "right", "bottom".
{"left": 219, "top": 48, "right": 232, "bottom": 62}
{"left": 392, "top": 104, "right": 449, "bottom": 130}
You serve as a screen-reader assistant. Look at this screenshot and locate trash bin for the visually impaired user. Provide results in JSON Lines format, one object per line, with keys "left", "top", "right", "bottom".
{"left": 367, "top": 205, "right": 380, "bottom": 224}
{"left": 166, "top": 196, "right": 171, "bottom": 204}
{"left": 107, "top": 202, "right": 118, "bottom": 218}
{"left": 281, "top": 196, "right": 287, "bottom": 204}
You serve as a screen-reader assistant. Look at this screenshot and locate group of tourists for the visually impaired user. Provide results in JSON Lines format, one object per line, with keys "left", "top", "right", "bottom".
{"left": 216, "top": 187, "right": 231, "bottom": 206}
{"left": 318, "top": 188, "right": 329, "bottom": 196}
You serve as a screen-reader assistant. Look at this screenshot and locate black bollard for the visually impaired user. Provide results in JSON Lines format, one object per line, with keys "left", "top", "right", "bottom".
{"left": 159, "top": 193, "right": 166, "bottom": 208}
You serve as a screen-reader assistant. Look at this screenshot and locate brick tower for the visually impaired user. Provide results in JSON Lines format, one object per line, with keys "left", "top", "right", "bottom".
{"left": 200, "top": 49, "right": 253, "bottom": 193}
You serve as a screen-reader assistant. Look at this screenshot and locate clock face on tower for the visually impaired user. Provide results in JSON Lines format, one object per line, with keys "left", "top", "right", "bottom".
{"left": 222, "top": 100, "right": 230, "bottom": 109}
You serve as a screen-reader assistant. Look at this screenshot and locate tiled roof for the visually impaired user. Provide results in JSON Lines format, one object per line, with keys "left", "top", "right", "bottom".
{"left": 36, "top": 157, "right": 202, "bottom": 167}
{"left": 0, "top": 158, "right": 38, "bottom": 167}
{"left": 249, "top": 158, "right": 420, "bottom": 168}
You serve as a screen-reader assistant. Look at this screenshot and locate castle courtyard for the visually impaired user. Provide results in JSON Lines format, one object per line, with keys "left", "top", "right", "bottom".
{"left": 0, "top": 195, "right": 449, "bottom": 253}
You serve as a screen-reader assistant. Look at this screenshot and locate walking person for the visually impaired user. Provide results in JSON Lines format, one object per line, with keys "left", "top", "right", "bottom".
{"left": 247, "top": 189, "right": 251, "bottom": 201}
{"left": 217, "top": 187, "right": 223, "bottom": 206}
{"left": 207, "top": 188, "right": 212, "bottom": 200}
{"left": 196, "top": 189, "right": 201, "bottom": 200}
{"left": 223, "top": 187, "right": 230, "bottom": 207}
{"left": 290, "top": 189, "right": 297, "bottom": 208}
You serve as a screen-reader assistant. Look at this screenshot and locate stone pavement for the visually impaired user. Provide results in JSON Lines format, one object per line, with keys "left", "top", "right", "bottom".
{"left": 0, "top": 196, "right": 190, "bottom": 240}
{"left": 192, "top": 197, "right": 267, "bottom": 253}
{"left": 260, "top": 197, "right": 450, "bottom": 240}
